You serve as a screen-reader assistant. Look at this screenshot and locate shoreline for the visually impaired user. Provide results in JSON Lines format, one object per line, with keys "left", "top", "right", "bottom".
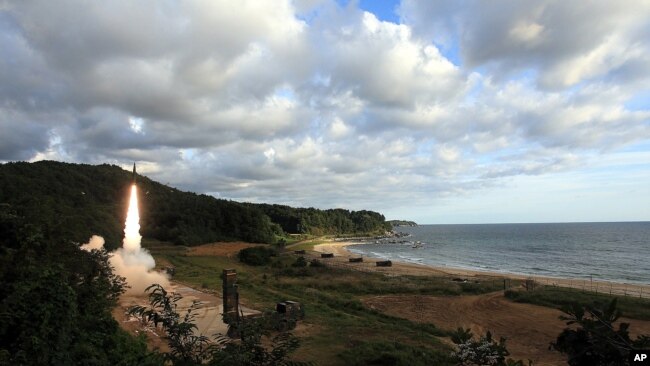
{"left": 312, "top": 241, "right": 650, "bottom": 298}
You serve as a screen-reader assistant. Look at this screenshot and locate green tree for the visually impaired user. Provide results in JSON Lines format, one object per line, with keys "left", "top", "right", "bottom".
{"left": 0, "top": 207, "right": 160, "bottom": 365}
{"left": 211, "top": 321, "right": 302, "bottom": 366}
{"left": 129, "top": 285, "right": 210, "bottom": 365}
{"left": 551, "top": 298, "right": 650, "bottom": 366}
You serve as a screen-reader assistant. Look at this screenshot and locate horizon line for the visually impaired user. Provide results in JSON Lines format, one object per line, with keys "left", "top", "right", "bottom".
{"left": 398, "top": 220, "right": 650, "bottom": 226}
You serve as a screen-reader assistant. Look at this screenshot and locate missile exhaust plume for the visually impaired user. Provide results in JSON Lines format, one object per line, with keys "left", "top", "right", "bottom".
{"left": 81, "top": 171, "right": 168, "bottom": 295}
{"left": 123, "top": 184, "right": 141, "bottom": 253}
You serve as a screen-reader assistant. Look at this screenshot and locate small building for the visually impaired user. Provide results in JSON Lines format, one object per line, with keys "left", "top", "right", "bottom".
{"left": 376, "top": 260, "right": 392, "bottom": 267}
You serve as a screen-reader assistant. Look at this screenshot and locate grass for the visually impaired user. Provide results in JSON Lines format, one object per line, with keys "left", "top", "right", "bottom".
{"left": 274, "top": 234, "right": 308, "bottom": 246}
{"left": 145, "top": 242, "right": 471, "bottom": 364}
{"left": 505, "top": 286, "right": 650, "bottom": 320}
{"left": 338, "top": 340, "right": 456, "bottom": 366}
{"left": 145, "top": 241, "right": 650, "bottom": 364}
{"left": 285, "top": 239, "right": 328, "bottom": 251}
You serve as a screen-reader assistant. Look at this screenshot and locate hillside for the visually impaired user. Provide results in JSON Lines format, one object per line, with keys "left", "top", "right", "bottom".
{"left": 0, "top": 161, "right": 389, "bottom": 249}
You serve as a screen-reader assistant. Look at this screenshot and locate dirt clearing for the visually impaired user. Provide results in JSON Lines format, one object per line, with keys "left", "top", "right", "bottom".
{"left": 363, "top": 291, "right": 650, "bottom": 366}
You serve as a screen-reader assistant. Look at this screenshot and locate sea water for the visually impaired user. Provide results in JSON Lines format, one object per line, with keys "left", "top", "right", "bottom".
{"left": 347, "top": 222, "right": 650, "bottom": 285}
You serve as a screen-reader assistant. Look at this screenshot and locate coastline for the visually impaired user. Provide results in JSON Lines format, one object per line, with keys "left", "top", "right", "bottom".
{"left": 312, "top": 240, "right": 650, "bottom": 298}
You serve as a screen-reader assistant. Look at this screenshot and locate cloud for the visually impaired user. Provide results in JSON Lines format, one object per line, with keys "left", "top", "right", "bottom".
{"left": 0, "top": 117, "right": 50, "bottom": 160}
{"left": 1, "top": 0, "right": 649, "bottom": 222}
{"left": 399, "top": 0, "right": 650, "bottom": 88}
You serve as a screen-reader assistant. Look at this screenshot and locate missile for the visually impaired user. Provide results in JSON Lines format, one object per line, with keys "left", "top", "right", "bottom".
{"left": 132, "top": 162, "right": 136, "bottom": 184}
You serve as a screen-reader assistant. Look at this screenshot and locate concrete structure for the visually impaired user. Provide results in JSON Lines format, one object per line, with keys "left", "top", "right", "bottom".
{"left": 222, "top": 269, "right": 239, "bottom": 324}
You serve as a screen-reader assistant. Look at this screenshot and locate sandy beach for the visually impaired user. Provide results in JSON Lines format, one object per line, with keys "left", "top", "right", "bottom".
{"left": 312, "top": 240, "right": 650, "bottom": 298}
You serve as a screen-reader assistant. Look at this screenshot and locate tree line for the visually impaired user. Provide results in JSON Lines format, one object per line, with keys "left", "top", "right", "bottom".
{"left": 0, "top": 161, "right": 390, "bottom": 249}
{"left": 252, "top": 203, "right": 391, "bottom": 236}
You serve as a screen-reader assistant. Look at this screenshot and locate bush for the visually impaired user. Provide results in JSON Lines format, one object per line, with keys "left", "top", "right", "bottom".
{"left": 551, "top": 299, "right": 650, "bottom": 366}
{"left": 292, "top": 256, "right": 307, "bottom": 268}
{"left": 130, "top": 284, "right": 307, "bottom": 366}
{"left": 283, "top": 267, "right": 312, "bottom": 277}
{"left": 309, "top": 259, "right": 324, "bottom": 267}
{"left": 450, "top": 328, "right": 530, "bottom": 366}
{"left": 238, "top": 246, "right": 276, "bottom": 266}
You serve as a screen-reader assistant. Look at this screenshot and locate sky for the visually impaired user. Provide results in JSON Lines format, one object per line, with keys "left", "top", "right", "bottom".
{"left": 1, "top": 0, "right": 649, "bottom": 224}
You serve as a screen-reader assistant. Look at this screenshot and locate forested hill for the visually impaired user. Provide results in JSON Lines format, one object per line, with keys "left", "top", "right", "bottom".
{"left": 253, "top": 203, "right": 391, "bottom": 236}
{"left": 0, "top": 161, "right": 389, "bottom": 249}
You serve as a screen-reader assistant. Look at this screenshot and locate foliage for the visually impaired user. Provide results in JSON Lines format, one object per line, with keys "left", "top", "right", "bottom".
{"left": 0, "top": 161, "right": 391, "bottom": 247}
{"left": 238, "top": 246, "right": 277, "bottom": 266}
{"left": 309, "top": 258, "right": 324, "bottom": 267}
{"left": 130, "top": 284, "right": 307, "bottom": 366}
{"left": 148, "top": 241, "right": 650, "bottom": 366}
{"left": 149, "top": 243, "right": 467, "bottom": 365}
{"left": 253, "top": 203, "right": 391, "bottom": 235}
{"left": 0, "top": 207, "right": 160, "bottom": 365}
{"left": 129, "top": 284, "right": 210, "bottom": 365}
{"left": 211, "top": 320, "right": 304, "bottom": 366}
{"left": 450, "top": 328, "right": 531, "bottom": 366}
{"left": 450, "top": 327, "right": 474, "bottom": 345}
{"left": 292, "top": 256, "right": 308, "bottom": 268}
{"left": 0, "top": 161, "right": 281, "bottom": 247}
{"left": 551, "top": 298, "right": 650, "bottom": 366}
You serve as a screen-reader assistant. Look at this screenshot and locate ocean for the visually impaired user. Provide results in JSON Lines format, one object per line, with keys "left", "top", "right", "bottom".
{"left": 347, "top": 222, "right": 650, "bottom": 285}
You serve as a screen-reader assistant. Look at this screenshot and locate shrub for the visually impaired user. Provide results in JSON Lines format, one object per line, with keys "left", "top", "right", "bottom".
{"left": 309, "top": 259, "right": 324, "bottom": 267}
{"left": 450, "top": 328, "right": 530, "bottom": 366}
{"left": 130, "top": 284, "right": 308, "bottom": 366}
{"left": 551, "top": 298, "right": 650, "bottom": 366}
{"left": 292, "top": 256, "right": 307, "bottom": 268}
{"left": 238, "top": 246, "right": 276, "bottom": 266}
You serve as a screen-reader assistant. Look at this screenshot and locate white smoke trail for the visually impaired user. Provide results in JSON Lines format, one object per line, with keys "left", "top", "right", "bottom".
{"left": 81, "top": 184, "right": 169, "bottom": 295}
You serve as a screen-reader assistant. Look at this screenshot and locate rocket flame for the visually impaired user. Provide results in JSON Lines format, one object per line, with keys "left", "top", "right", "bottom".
{"left": 81, "top": 172, "right": 169, "bottom": 296}
{"left": 123, "top": 184, "right": 142, "bottom": 252}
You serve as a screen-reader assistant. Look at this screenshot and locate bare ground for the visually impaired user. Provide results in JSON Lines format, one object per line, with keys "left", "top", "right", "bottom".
{"left": 363, "top": 292, "right": 650, "bottom": 366}
{"left": 112, "top": 301, "right": 171, "bottom": 353}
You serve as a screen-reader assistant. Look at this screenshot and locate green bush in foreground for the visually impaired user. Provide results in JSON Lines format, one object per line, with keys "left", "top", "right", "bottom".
{"left": 551, "top": 299, "right": 650, "bottom": 366}
{"left": 450, "top": 328, "right": 530, "bottom": 366}
{"left": 130, "top": 284, "right": 308, "bottom": 366}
